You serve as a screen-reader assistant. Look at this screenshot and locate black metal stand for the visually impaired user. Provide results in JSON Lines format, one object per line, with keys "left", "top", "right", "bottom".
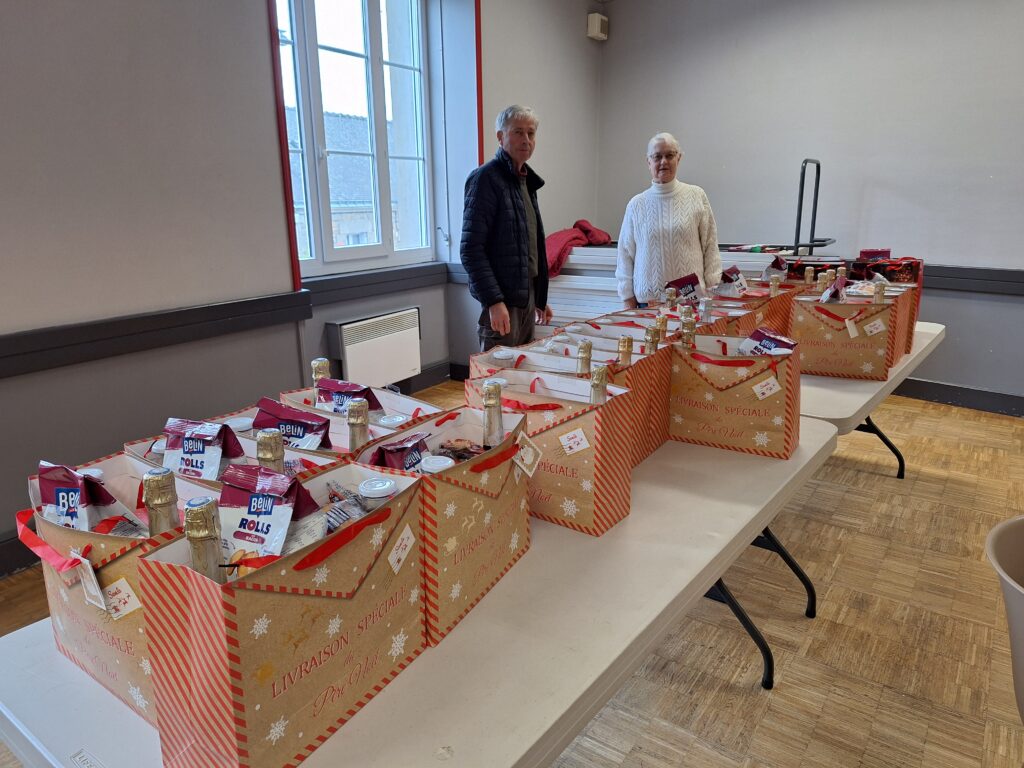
{"left": 704, "top": 579, "right": 774, "bottom": 689}
{"left": 753, "top": 527, "right": 816, "bottom": 618}
{"left": 855, "top": 415, "right": 906, "bottom": 479}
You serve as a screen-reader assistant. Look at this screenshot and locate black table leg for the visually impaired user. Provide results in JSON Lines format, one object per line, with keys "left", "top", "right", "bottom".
{"left": 854, "top": 414, "right": 906, "bottom": 479}
{"left": 704, "top": 578, "right": 774, "bottom": 689}
{"left": 753, "top": 527, "right": 817, "bottom": 618}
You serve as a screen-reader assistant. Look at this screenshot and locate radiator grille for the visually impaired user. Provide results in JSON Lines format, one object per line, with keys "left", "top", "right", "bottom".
{"left": 341, "top": 308, "right": 420, "bottom": 347}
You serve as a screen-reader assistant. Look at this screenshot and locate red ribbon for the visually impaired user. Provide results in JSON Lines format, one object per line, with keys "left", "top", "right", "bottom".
{"left": 293, "top": 507, "right": 392, "bottom": 571}
{"left": 435, "top": 412, "right": 460, "bottom": 426}
{"left": 92, "top": 516, "right": 134, "bottom": 535}
{"left": 471, "top": 443, "right": 520, "bottom": 472}
{"left": 513, "top": 354, "right": 527, "bottom": 369}
{"left": 813, "top": 305, "right": 867, "bottom": 324}
{"left": 228, "top": 554, "right": 282, "bottom": 572}
{"left": 587, "top": 322, "right": 601, "bottom": 329}
{"left": 16, "top": 509, "right": 92, "bottom": 573}
{"left": 717, "top": 340, "right": 728, "bottom": 355}
{"left": 501, "top": 398, "right": 562, "bottom": 412}
{"left": 530, "top": 377, "right": 542, "bottom": 393}
{"left": 690, "top": 353, "right": 755, "bottom": 368}
{"left": 411, "top": 407, "right": 423, "bottom": 419}
{"left": 563, "top": 348, "right": 569, "bottom": 356}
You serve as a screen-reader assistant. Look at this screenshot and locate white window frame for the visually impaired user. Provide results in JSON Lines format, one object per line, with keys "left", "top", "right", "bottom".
{"left": 282, "top": 0, "right": 434, "bottom": 278}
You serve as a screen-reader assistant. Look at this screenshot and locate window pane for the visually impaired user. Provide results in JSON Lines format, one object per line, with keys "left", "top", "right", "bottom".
{"left": 381, "top": 0, "right": 418, "bottom": 68}
{"left": 318, "top": 51, "right": 371, "bottom": 153}
{"left": 327, "top": 154, "right": 379, "bottom": 248}
{"left": 289, "top": 152, "right": 312, "bottom": 260}
{"left": 276, "top": 0, "right": 292, "bottom": 40}
{"left": 315, "top": 0, "right": 365, "bottom": 54}
{"left": 279, "top": 45, "right": 302, "bottom": 150}
{"left": 389, "top": 158, "right": 426, "bottom": 250}
{"left": 384, "top": 66, "right": 423, "bottom": 157}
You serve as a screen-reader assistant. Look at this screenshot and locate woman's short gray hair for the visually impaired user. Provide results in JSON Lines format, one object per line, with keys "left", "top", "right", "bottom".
{"left": 647, "top": 132, "right": 681, "bottom": 157}
{"left": 496, "top": 105, "right": 540, "bottom": 134}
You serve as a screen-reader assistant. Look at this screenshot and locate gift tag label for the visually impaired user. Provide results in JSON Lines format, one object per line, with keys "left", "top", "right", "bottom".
{"left": 752, "top": 376, "right": 782, "bottom": 400}
{"left": 388, "top": 524, "right": 416, "bottom": 575}
{"left": 103, "top": 577, "right": 143, "bottom": 620}
{"left": 864, "top": 318, "right": 886, "bottom": 336}
{"left": 71, "top": 549, "right": 106, "bottom": 610}
{"left": 846, "top": 318, "right": 860, "bottom": 338}
{"left": 513, "top": 432, "right": 543, "bottom": 477}
{"left": 735, "top": 273, "right": 749, "bottom": 292}
{"left": 559, "top": 427, "right": 591, "bottom": 456}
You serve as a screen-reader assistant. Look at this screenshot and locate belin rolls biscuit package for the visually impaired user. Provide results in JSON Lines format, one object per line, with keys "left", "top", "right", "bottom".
{"left": 37, "top": 462, "right": 129, "bottom": 531}
{"left": 314, "top": 378, "right": 384, "bottom": 415}
{"left": 162, "top": 418, "right": 246, "bottom": 482}
{"left": 251, "top": 397, "right": 332, "bottom": 450}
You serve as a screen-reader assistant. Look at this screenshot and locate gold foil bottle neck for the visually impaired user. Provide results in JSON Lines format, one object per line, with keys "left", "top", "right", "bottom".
{"left": 873, "top": 282, "right": 887, "bottom": 304}
{"left": 680, "top": 304, "right": 695, "bottom": 321}
{"left": 590, "top": 364, "right": 609, "bottom": 404}
{"left": 655, "top": 315, "right": 669, "bottom": 335}
{"left": 617, "top": 336, "right": 633, "bottom": 367}
{"left": 482, "top": 381, "right": 502, "bottom": 408}
{"left": 576, "top": 340, "right": 593, "bottom": 375}
{"left": 665, "top": 287, "right": 678, "bottom": 306}
{"left": 837, "top": 266, "right": 848, "bottom": 280}
{"left": 311, "top": 357, "right": 331, "bottom": 383}
{"left": 346, "top": 398, "right": 369, "bottom": 425}
{"left": 825, "top": 269, "right": 837, "bottom": 284}
{"left": 816, "top": 273, "right": 829, "bottom": 292}
{"left": 142, "top": 467, "right": 177, "bottom": 508}
{"left": 804, "top": 266, "right": 815, "bottom": 285}
{"left": 256, "top": 428, "right": 284, "bottom": 462}
{"left": 184, "top": 497, "right": 220, "bottom": 540}
{"left": 770, "top": 275, "right": 782, "bottom": 297}
{"left": 644, "top": 326, "right": 659, "bottom": 349}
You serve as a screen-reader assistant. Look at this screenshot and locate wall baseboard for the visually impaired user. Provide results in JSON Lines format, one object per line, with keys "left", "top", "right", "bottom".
{"left": 0, "top": 534, "right": 40, "bottom": 578}
{"left": 894, "top": 378, "right": 1023, "bottom": 417}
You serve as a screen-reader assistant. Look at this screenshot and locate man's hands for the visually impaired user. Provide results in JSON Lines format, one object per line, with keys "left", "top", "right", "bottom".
{"left": 489, "top": 302, "right": 511, "bottom": 335}
{"left": 624, "top": 297, "right": 638, "bottom": 309}
{"left": 535, "top": 305, "right": 553, "bottom": 325}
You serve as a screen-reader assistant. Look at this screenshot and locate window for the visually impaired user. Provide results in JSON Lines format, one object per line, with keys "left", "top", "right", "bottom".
{"left": 276, "top": 0, "right": 432, "bottom": 276}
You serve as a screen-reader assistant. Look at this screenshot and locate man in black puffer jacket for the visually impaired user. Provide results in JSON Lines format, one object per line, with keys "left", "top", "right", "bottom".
{"left": 461, "top": 104, "right": 552, "bottom": 351}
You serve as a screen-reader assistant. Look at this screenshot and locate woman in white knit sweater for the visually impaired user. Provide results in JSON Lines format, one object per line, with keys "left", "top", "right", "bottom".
{"left": 615, "top": 132, "right": 722, "bottom": 308}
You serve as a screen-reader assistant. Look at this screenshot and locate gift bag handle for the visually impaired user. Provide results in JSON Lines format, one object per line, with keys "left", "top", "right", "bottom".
{"left": 16, "top": 509, "right": 90, "bottom": 573}
{"left": 292, "top": 506, "right": 392, "bottom": 571}
{"left": 501, "top": 398, "right": 562, "bottom": 412}
{"left": 470, "top": 443, "right": 519, "bottom": 472}
{"left": 813, "top": 306, "right": 868, "bottom": 324}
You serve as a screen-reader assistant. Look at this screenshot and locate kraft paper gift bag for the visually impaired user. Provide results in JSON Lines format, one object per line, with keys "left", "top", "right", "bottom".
{"left": 465, "top": 371, "right": 635, "bottom": 536}
{"left": 137, "top": 462, "right": 426, "bottom": 768}
{"left": 669, "top": 334, "right": 801, "bottom": 459}
{"left": 21, "top": 452, "right": 213, "bottom": 725}
{"left": 355, "top": 407, "right": 529, "bottom": 645}
{"left": 788, "top": 296, "right": 904, "bottom": 380}
{"left": 279, "top": 383, "right": 441, "bottom": 427}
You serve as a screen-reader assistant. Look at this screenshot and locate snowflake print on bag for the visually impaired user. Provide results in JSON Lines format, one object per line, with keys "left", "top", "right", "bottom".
{"left": 753, "top": 432, "right": 770, "bottom": 448}
{"left": 580, "top": 478, "right": 593, "bottom": 492}
{"left": 561, "top": 498, "right": 578, "bottom": 518}
{"left": 371, "top": 525, "right": 386, "bottom": 549}
{"left": 444, "top": 502, "right": 457, "bottom": 519}
{"left": 772, "top": 415, "right": 784, "bottom": 427}
{"left": 704, "top": 392, "right": 715, "bottom": 402}
{"left": 327, "top": 614, "right": 342, "bottom": 638}
{"left": 312, "top": 564, "right": 330, "bottom": 587}
{"left": 509, "top": 530, "right": 520, "bottom": 552}
{"left": 389, "top": 628, "right": 409, "bottom": 661}
{"left": 861, "top": 361, "right": 874, "bottom": 374}
{"left": 139, "top": 658, "right": 153, "bottom": 676}
{"left": 409, "top": 586, "right": 420, "bottom": 604}
{"left": 251, "top": 614, "right": 271, "bottom": 639}
{"left": 129, "top": 684, "right": 148, "bottom": 711}
{"left": 266, "top": 716, "right": 288, "bottom": 745}
{"left": 449, "top": 581, "right": 462, "bottom": 601}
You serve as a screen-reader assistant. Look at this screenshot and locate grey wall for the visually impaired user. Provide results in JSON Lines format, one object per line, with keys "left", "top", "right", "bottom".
{"left": 595, "top": 0, "right": 1024, "bottom": 267}
{"left": 0, "top": 0, "right": 293, "bottom": 334}
{"left": 0, "top": 325, "right": 304, "bottom": 542}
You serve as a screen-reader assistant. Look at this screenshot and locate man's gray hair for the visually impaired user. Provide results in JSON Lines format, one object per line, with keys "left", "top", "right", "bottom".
{"left": 496, "top": 105, "right": 540, "bottom": 134}
{"left": 647, "top": 132, "right": 681, "bottom": 157}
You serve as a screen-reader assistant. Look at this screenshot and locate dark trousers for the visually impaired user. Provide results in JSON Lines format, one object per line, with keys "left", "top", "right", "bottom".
{"left": 478, "top": 296, "right": 536, "bottom": 352}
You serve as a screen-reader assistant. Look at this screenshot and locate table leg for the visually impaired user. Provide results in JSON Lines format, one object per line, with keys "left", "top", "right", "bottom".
{"left": 753, "top": 527, "right": 817, "bottom": 618}
{"left": 704, "top": 578, "right": 774, "bottom": 690}
{"left": 854, "top": 415, "right": 906, "bottom": 479}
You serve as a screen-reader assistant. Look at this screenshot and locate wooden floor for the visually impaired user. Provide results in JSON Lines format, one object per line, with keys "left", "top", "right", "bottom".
{"left": 2, "top": 384, "right": 1023, "bottom": 768}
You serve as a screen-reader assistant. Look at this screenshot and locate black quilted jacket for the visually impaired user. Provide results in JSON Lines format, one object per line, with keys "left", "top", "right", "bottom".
{"left": 460, "top": 149, "right": 549, "bottom": 310}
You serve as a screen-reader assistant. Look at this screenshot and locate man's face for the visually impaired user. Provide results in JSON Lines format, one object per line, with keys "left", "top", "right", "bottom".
{"left": 498, "top": 119, "right": 537, "bottom": 168}
{"left": 647, "top": 142, "right": 680, "bottom": 184}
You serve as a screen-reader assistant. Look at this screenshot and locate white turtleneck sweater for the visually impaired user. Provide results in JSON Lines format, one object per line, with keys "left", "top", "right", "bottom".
{"left": 615, "top": 179, "right": 721, "bottom": 303}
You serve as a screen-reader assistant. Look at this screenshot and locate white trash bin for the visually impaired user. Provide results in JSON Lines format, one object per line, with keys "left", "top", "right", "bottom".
{"left": 987, "top": 515, "right": 1024, "bottom": 725}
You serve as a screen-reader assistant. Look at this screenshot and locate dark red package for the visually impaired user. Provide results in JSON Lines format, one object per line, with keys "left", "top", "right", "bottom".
{"left": 314, "top": 379, "right": 383, "bottom": 414}
{"left": 37, "top": 461, "right": 122, "bottom": 531}
{"left": 665, "top": 273, "right": 704, "bottom": 303}
{"left": 368, "top": 432, "right": 430, "bottom": 471}
{"left": 252, "top": 397, "right": 332, "bottom": 450}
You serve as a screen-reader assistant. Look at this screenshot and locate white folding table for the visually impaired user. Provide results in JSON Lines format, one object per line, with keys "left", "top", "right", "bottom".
{"left": 0, "top": 419, "right": 837, "bottom": 768}
{"left": 800, "top": 321, "right": 945, "bottom": 477}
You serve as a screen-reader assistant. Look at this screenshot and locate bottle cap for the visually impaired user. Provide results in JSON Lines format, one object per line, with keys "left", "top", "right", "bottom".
{"left": 358, "top": 477, "right": 397, "bottom": 499}
{"left": 184, "top": 497, "right": 219, "bottom": 539}
{"left": 420, "top": 456, "right": 456, "bottom": 474}
{"left": 311, "top": 357, "right": 331, "bottom": 382}
{"left": 482, "top": 377, "right": 508, "bottom": 389}
{"left": 256, "top": 429, "right": 285, "bottom": 463}
{"left": 376, "top": 413, "right": 410, "bottom": 428}
{"left": 143, "top": 467, "right": 176, "bottom": 506}
{"left": 492, "top": 349, "right": 515, "bottom": 360}
{"left": 483, "top": 380, "right": 502, "bottom": 407}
